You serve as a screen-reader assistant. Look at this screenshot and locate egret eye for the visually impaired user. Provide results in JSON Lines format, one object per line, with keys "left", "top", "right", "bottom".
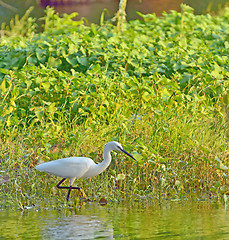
{"left": 117, "top": 145, "right": 123, "bottom": 151}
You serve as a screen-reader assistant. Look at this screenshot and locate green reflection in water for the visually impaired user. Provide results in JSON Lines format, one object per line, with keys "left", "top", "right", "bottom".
{"left": 1, "top": 201, "right": 229, "bottom": 239}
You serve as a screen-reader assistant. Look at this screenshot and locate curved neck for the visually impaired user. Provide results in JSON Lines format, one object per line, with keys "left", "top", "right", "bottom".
{"left": 95, "top": 147, "right": 112, "bottom": 176}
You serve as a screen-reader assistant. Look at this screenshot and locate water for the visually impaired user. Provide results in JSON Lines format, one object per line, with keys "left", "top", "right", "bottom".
{"left": 1, "top": 201, "right": 229, "bottom": 239}
{"left": 0, "top": 0, "right": 228, "bottom": 27}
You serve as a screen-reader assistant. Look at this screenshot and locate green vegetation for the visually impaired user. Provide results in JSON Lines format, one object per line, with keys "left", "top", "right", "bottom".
{"left": 0, "top": 4, "right": 228, "bottom": 209}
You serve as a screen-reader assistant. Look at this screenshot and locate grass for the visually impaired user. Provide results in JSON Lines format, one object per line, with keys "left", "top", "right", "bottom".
{"left": 1, "top": 106, "right": 228, "bottom": 209}
{"left": 0, "top": 4, "right": 228, "bottom": 209}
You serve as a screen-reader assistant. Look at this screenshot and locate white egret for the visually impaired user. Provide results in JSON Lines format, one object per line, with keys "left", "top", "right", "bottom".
{"left": 35, "top": 141, "right": 136, "bottom": 201}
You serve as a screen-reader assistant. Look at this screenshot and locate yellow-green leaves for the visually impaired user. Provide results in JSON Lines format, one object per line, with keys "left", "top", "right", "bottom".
{"left": 0, "top": 5, "right": 228, "bottom": 126}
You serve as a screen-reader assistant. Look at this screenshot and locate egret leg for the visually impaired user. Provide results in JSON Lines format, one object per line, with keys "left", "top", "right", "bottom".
{"left": 56, "top": 178, "right": 81, "bottom": 201}
{"left": 66, "top": 186, "right": 82, "bottom": 201}
{"left": 66, "top": 186, "right": 72, "bottom": 201}
{"left": 56, "top": 178, "right": 67, "bottom": 188}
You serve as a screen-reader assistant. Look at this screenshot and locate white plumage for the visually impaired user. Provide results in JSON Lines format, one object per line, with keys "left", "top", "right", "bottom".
{"left": 36, "top": 157, "right": 95, "bottom": 178}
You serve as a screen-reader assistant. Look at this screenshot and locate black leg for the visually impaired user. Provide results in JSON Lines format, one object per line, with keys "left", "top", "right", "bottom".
{"left": 56, "top": 178, "right": 67, "bottom": 188}
{"left": 67, "top": 186, "right": 72, "bottom": 201}
{"left": 56, "top": 178, "right": 81, "bottom": 201}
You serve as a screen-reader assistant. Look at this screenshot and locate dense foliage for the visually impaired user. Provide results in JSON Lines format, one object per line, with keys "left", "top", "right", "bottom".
{"left": 0, "top": 5, "right": 228, "bottom": 127}
{"left": 0, "top": 5, "right": 228, "bottom": 208}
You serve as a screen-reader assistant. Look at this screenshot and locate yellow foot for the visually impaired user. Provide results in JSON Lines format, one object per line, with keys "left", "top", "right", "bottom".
{"left": 78, "top": 189, "right": 87, "bottom": 199}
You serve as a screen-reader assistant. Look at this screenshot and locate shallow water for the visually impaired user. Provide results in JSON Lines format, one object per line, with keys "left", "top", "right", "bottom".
{"left": 1, "top": 201, "right": 229, "bottom": 239}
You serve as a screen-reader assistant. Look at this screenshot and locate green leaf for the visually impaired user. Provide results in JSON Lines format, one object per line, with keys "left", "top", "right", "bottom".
{"left": 116, "top": 173, "right": 125, "bottom": 181}
{"left": 35, "top": 109, "right": 44, "bottom": 121}
{"left": 76, "top": 56, "right": 88, "bottom": 66}
{"left": 211, "top": 63, "right": 222, "bottom": 79}
{"left": 223, "top": 94, "right": 229, "bottom": 106}
{"left": 0, "top": 79, "right": 8, "bottom": 93}
{"left": 142, "top": 92, "right": 151, "bottom": 102}
{"left": 42, "top": 82, "right": 50, "bottom": 92}
{"left": 36, "top": 48, "right": 47, "bottom": 62}
{"left": 47, "top": 102, "right": 56, "bottom": 113}
{"left": 66, "top": 55, "right": 78, "bottom": 66}
{"left": 179, "top": 37, "right": 187, "bottom": 49}
{"left": 47, "top": 56, "right": 62, "bottom": 68}
{"left": 161, "top": 88, "right": 170, "bottom": 102}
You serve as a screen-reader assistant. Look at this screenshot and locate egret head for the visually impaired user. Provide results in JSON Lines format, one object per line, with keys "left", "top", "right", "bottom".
{"left": 105, "top": 141, "right": 122, "bottom": 151}
{"left": 105, "top": 141, "right": 136, "bottom": 161}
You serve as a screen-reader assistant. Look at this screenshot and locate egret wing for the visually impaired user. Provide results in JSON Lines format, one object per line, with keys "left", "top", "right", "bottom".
{"left": 35, "top": 157, "right": 95, "bottom": 179}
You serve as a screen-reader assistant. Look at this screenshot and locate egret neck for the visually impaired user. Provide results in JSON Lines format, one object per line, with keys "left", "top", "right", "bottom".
{"left": 94, "top": 147, "right": 112, "bottom": 176}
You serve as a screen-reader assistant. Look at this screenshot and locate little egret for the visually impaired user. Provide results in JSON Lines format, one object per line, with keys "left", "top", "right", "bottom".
{"left": 35, "top": 141, "right": 136, "bottom": 201}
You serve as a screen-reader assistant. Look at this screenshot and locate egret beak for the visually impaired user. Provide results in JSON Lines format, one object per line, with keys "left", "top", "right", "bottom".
{"left": 121, "top": 149, "right": 137, "bottom": 161}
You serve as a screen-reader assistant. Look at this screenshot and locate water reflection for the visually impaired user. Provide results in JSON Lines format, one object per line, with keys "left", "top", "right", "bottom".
{"left": 0, "top": 206, "right": 114, "bottom": 239}
{"left": 1, "top": 201, "right": 229, "bottom": 239}
{"left": 111, "top": 201, "right": 229, "bottom": 239}
{"left": 41, "top": 214, "right": 113, "bottom": 239}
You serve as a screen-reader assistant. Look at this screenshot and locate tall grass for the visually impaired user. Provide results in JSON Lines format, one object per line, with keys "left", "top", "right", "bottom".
{"left": 1, "top": 106, "right": 228, "bottom": 209}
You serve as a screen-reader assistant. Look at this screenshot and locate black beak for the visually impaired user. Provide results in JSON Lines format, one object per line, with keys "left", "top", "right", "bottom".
{"left": 121, "top": 149, "right": 136, "bottom": 161}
